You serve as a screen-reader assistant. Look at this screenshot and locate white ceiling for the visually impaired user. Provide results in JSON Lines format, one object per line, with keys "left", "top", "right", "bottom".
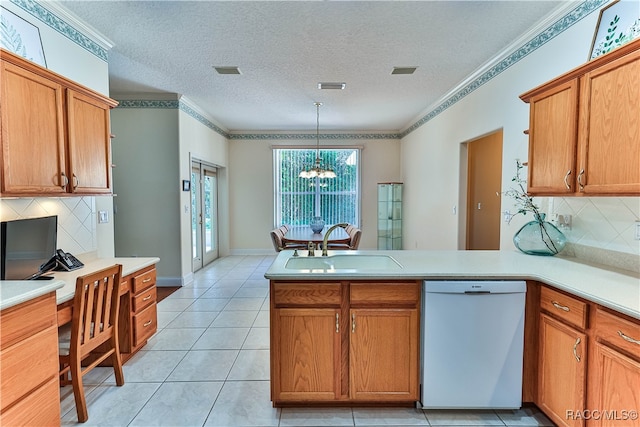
{"left": 56, "top": 1, "right": 564, "bottom": 133}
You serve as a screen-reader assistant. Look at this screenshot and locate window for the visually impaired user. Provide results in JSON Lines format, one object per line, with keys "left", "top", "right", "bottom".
{"left": 274, "top": 148, "right": 360, "bottom": 227}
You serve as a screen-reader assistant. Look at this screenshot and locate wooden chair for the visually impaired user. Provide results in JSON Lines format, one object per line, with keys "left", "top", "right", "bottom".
{"left": 59, "top": 264, "right": 125, "bottom": 423}
{"left": 270, "top": 228, "right": 306, "bottom": 252}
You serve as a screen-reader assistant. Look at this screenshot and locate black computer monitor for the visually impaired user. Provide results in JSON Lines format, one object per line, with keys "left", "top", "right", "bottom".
{"left": 1, "top": 215, "right": 58, "bottom": 280}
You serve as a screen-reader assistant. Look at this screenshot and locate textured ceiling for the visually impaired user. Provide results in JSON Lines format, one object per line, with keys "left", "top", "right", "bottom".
{"left": 57, "top": 1, "right": 563, "bottom": 132}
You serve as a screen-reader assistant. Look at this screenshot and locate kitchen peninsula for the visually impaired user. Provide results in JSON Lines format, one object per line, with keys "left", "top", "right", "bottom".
{"left": 265, "top": 249, "right": 640, "bottom": 426}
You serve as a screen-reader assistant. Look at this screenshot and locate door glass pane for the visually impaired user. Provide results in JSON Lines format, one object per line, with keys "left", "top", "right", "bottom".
{"left": 204, "top": 174, "right": 215, "bottom": 253}
{"left": 191, "top": 169, "right": 201, "bottom": 261}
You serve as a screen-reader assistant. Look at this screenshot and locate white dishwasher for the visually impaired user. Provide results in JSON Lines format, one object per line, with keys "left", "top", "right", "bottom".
{"left": 421, "top": 280, "right": 526, "bottom": 409}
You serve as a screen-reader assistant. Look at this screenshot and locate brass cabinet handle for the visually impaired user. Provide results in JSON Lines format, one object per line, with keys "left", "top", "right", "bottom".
{"left": 72, "top": 173, "right": 79, "bottom": 190}
{"left": 143, "top": 320, "right": 153, "bottom": 327}
{"left": 552, "top": 301, "right": 570, "bottom": 312}
{"left": 577, "top": 169, "right": 585, "bottom": 191}
{"left": 335, "top": 313, "right": 339, "bottom": 333}
{"left": 563, "top": 170, "right": 571, "bottom": 190}
{"left": 618, "top": 330, "right": 640, "bottom": 345}
{"left": 573, "top": 337, "right": 581, "bottom": 362}
{"left": 142, "top": 295, "right": 152, "bottom": 301}
{"left": 142, "top": 278, "right": 152, "bottom": 283}
{"left": 351, "top": 313, "right": 356, "bottom": 333}
{"left": 61, "top": 172, "right": 69, "bottom": 189}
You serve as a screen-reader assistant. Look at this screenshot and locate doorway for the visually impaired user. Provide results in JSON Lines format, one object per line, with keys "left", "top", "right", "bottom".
{"left": 466, "top": 130, "right": 503, "bottom": 250}
{"left": 191, "top": 160, "right": 219, "bottom": 272}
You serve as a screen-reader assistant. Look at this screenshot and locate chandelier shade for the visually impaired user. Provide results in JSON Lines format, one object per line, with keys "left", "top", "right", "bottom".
{"left": 299, "top": 102, "right": 336, "bottom": 179}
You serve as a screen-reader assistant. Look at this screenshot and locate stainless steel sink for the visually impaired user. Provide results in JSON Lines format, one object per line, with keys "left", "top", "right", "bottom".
{"left": 285, "top": 254, "right": 403, "bottom": 271}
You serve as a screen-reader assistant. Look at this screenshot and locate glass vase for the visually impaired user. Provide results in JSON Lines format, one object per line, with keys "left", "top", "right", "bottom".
{"left": 310, "top": 216, "right": 325, "bottom": 234}
{"left": 513, "top": 214, "right": 566, "bottom": 256}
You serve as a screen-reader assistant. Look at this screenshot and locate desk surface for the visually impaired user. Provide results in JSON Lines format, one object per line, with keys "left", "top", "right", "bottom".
{"left": 283, "top": 226, "right": 350, "bottom": 244}
{"left": 0, "top": 257, "right": 160, "bottom": 310}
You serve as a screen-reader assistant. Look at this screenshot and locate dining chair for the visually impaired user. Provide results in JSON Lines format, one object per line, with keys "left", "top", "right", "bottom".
{"left": 326, "top": 226, "right": 361, "bottom": 250}
{"left": 59, "top": 264, "right": 125, "bottom": 423}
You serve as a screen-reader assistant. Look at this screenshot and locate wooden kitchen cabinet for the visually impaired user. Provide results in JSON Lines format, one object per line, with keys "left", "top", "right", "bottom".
{"left": 587, "top": 309, "right": 640, "bottom": 427}
{"left": 0, "top": 293, "right": 60, "bottom": 426}
{"left": 538, "top": 286, "right": 589, "bottom": 427}
{"left": 119, "top": 266, "right": 158, "bottom": 359}
{"left": 270, "top": 280, "right": 420, "bottom": 406}
{"left": 0, "top": 48, "right": 117, "bottom": 197}
{"left": 520, "top": 38, "right": 640, "bottom": 196}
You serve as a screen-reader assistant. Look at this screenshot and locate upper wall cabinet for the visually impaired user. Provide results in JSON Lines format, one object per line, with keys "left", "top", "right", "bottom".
{"left": 0, "top": 49, "right": 117, "bottom": 197}
{"left": 520, "top": 39, "right": 640, "bottom": 196}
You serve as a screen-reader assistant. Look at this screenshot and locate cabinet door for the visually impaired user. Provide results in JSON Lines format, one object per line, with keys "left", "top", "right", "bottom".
{"left": 539, "top": 314, "right": 587, "bottom": 427}
{"left": 577, "top": 49, "right": 640, "bottom": 194}
{"left": 527, "top": 80, "right": 578, "bottom": 194}
{"left": 349, "top": 308, "right": 419, "bottom": 401}
{"left": 272, "top": 308, "right": 341, "bottom": 402}
{"left": 1, "top": 61, "right": 66, "bottom": 195}
{"left": 589, "top": 342, "right": 640, "bottom": 427}
{"left": 66, "top": 89, "right": 112, "bottom": 193}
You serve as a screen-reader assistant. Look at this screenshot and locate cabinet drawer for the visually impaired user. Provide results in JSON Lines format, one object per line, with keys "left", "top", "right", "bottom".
{"left": 133, "top": 286, "right": 157, "bottom": 313}
{"left": 272, "top": 282, "right": 342, "bottom": 307}
{"left": 132, "top": 268, "right": 156, "bottom": 293}
{"left": 350, "top": 282, "right": 419, "bottom": 307}
{"left": 119, "top": 278, "right": 131, "bottom": 295}
{"left": 133, "top": 303, "right": 157, "bottom": 347}
{"left": 0, "top": 325, "right": 58, "bottom": 411}
{"left": 0, "top": 293, "right": 57, "bottom": 349}
{"left": 0, "top": 376, "right": 60, "bottom": 427}
{"left": 595, "top": 308, "right": 640, "bottom": 358}
{"left": 540, "top": 286, "right": 588, "bottom": 329}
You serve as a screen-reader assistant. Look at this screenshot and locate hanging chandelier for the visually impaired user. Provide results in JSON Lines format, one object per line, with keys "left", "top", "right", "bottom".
{"left": 299, "top": 102, "right": 336, "bottom": 179}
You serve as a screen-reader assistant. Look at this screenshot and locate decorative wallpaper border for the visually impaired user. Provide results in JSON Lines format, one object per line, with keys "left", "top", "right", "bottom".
{"left": 10, "top": 0, "right": 108, "bottom": 61}
{"left": 16, "top": 0, "right": 608, "bottom": 139}
{"left": 117, "top": 100, "right": 180, "bottom": 109}
{"left": 400, "top": 0, "right": 609, "bottom": 137}
{"left": 229, "top": 133, "right": 401, "bottom": 141}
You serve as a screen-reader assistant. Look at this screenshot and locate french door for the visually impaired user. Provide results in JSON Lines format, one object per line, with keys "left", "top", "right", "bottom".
{"left": 191, "top": 161, "right": 219, "bottom": 272}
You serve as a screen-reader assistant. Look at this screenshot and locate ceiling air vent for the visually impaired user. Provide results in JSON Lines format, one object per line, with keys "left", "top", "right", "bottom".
{"left": 391, "top": 67, "right": 417, "bottom": 75}
{"left": 318, "top": 82, "right": 346, "bottom": 90}
{"left": 214, "top": 66, "right": 241, "bottom": 75}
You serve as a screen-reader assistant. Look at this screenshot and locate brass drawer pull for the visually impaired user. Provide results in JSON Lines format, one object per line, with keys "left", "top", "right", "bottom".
{"left": 563, "top": 170, "right": 571, "bottom": 190}
{"left": 351, "top": 313, "right": 356, "bottom": 333}
{"left": 552, "top": 301, "right": 570, "bottom": 312}
{"left": 142, "top": 278, "right": 152, "bottom": 283}
{"left": 618, "top": 330, "right": 640, "bottom": 345}
{"left": 61, "top": 172, "right": 69, "bottom": 189}
{"left": 335, "top": 313, "right": 339, "bottom": 333}
{"left": 577, "top": 169, "right": 585, "bottom": 191}
{"left": 573, "top": 337, "right": 581, "bottom": 362}
{"left": 142, "top": 295, "right": 152, "bottom": 301}
{"left": 143, "top": 320, "right": 153, "bottom": 327}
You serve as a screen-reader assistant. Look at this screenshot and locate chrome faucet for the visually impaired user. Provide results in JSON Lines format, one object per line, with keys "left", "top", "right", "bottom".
{"left": 322, "top": 223, "right": 349, "bottom": 256}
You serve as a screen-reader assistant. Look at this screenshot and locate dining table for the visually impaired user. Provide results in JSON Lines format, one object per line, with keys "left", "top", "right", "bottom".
{"left": 283, "top": 225, "right": 350, "bottom": 247}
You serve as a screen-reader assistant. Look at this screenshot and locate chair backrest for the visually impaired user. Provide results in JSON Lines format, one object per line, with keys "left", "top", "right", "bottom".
{"left": 270, "top": 229, "right": 284, "bottom": 252}
{"left": 349, "top": 228, "right": 362, "bottom": 250}
{"left": 71, "top": 264, "right": 123, "bottom": 357}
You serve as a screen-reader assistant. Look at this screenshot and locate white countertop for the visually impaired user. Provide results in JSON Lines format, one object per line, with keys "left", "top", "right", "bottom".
{"left": 0, "top": 257, "right": 160, "bottom": 310}
{"left": 265, "top": 249, "right": 640, "bottom": 319}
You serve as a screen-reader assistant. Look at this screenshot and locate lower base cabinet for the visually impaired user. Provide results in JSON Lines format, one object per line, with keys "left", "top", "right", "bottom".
{"left": 538, "top": 313, "right": 587, "bottom": 427}
{"left": 0, "top": 293, "right": 60, "bottom": 426}
{"left": 533, "top": 285, "right": 640, "bottom": 427}
{"left": 270, "top": 280, "right": 420, "bottom": 406}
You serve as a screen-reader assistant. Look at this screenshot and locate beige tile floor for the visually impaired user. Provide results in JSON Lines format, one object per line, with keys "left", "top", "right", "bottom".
{"left": 60, "top": 255, "right": 554, "bottom": 426}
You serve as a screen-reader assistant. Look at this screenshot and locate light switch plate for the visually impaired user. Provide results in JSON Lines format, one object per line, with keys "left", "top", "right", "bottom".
{"left": 98, "top": 211, "right": 109, "bottom": 224}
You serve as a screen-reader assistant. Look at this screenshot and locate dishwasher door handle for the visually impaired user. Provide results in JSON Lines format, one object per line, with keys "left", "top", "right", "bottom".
{"left": 464, "top": 290, "right": 491, "bottom": 294}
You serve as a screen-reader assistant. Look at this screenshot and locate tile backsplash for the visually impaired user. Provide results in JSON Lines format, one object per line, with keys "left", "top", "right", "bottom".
{"left": 0, "top": 197, "right": 97, "bottom": 255}
{"left": 549, "top": 197, "right": 640, "bottom": 272}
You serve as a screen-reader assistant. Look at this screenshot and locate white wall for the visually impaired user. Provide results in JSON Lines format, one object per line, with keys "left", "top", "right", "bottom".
{"left": 178, "top": 101, "right": 230, "bottom": 280}
{"left": 110, "top": 107, "right": 181, "bottom": 282}
{"left": 0, "top": 1, "right": 114, "bottom": 258}
{"left": 400, "top": 7, "right": 640, "bottom": 263}
{"left": 228, "top": 136, "right": 401, "bottom": 252}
